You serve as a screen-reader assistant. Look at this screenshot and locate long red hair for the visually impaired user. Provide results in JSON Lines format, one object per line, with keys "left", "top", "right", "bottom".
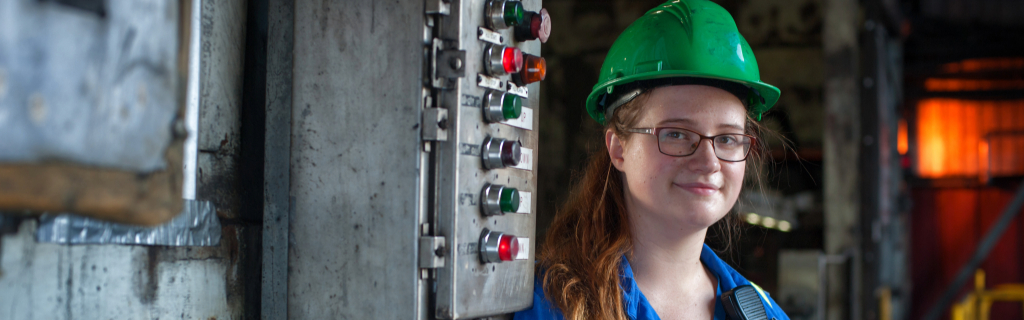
{"left": 538, "top": 89, "right": 771, "bottom": 319}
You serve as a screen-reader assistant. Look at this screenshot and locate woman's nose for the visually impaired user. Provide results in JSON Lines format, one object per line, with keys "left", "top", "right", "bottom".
{"left": 686, "top": 139, "right": 721, "bottom": 173}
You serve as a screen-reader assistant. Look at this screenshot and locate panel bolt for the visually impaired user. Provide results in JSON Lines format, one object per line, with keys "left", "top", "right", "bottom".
{"left": 449, "top": 56, "right": 463, "bottom": 70}
{"left": 437, "top": 116, "right": 448, "bottom": 130}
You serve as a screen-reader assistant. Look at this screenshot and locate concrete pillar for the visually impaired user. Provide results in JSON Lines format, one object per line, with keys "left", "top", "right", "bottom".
{"left": 823, "top": 0, "right": 861, "bottom": 319}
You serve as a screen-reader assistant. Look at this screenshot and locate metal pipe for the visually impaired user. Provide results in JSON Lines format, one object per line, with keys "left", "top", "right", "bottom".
{"left": 922, "top": 182, "right": 1024, "bottom": 320}
{"left": 182, "top": 0, "right": 202, "bottom": 200}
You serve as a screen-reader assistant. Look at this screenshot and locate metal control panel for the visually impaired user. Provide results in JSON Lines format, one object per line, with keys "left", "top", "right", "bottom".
{"left": 426, "top": 0, "right": 549, "bottom": 318}
{"left": 282, "top": 0, "right": 548, "bottom": 318}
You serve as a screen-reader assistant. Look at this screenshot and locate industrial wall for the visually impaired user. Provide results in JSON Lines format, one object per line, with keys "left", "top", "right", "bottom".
{"left": 0, "top": 0, "right": 262, "bottom": 318}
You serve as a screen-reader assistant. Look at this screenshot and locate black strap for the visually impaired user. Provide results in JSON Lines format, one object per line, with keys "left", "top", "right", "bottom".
{"left": 721, "top": 285, "right": 770, "bottom": 320}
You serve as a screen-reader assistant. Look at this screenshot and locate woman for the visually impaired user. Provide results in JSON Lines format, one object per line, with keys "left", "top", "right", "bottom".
{"left": 515, "top": 0, "right": 789, "bottom": 319}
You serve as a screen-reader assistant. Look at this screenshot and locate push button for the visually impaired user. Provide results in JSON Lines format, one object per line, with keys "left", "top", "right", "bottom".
{"left": 479, "top": 228, "right": 520, "bottom": 263}
{"left": 481, "top": 136, "right": 521, "bottom": 169}
{"left": 514, "top": 8, "right": 551, "bottom": 43}
{"left": 486, "top": 0, "right": 525, "bottom": 30}
{"left": 483, "top": 90, "right": 523, "bottom": 122}
{"left": 481, "top": 184, "right": 520, "bottom": 216}
{"left": 486, "top": 44, "right": 524, "bottom": 76}
{"left": 511, "top": 54, "right": 546, "bottom": 86}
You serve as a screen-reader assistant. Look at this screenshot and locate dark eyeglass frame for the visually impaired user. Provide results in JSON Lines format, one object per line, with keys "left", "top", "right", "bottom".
{"left": 626, "top": 127, "right": 756, "bottom": 162}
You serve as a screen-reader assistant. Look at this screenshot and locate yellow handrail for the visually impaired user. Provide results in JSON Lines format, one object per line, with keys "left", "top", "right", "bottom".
{"left": 951, "top": 270, "right": 1024, "bottom": 320}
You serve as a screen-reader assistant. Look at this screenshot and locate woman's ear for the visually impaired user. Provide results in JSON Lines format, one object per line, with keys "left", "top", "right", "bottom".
{"left": 606, "top": 129, "right": 626, "bottom": 171}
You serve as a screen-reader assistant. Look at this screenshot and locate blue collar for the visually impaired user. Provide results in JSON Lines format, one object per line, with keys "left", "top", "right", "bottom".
{"left": 619, "top": 244, "right": 731, "bottom": 320}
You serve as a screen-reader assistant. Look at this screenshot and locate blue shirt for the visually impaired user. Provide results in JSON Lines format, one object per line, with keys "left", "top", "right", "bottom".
{"left": 513, "top": 244, "right": 790, "bottom": 320}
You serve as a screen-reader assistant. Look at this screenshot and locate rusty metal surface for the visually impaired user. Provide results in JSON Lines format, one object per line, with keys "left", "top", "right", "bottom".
{"left": 36, "top": 200, "right": 221, "bottom": 246}
{"left": 0, "top": 0, "right": 259, "bottom": 319}
{"left": 0, "top": 0, "right": 190, "bottom": 224}
{"left": 194, "top": 0, "right": 247, "bottom": 221}
{"left": 287, "top": 0, "right": 426, "bottom": 318}
{"left": 0, "top": 0, "right": 182, "bottom": 172}
{"left": 0, "top": 219, "right": 254, "bottom": 320}
{"left": 261, "top": 0, "right": 293, "bottom": 317}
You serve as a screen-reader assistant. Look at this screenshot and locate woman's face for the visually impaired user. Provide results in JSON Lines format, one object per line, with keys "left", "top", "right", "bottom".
{"left": 607, "top": 85, "right": 748, "bottom": 232}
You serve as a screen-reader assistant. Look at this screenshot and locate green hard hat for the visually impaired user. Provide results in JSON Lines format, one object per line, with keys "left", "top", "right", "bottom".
{"left": 586, "top": 0, "right": 781, "bottom": 124}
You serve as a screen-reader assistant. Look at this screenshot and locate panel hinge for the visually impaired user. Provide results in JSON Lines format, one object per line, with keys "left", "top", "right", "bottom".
{"left": 426, "top": 0, "right": 450, "bottom": 15}
{"left": 431, "top": 38, "right": 465, "bottom": 88}
{"left": 421, "top": 108, "right": 448, "bottom": 141}
{"left": 419, "top": 236, "right": 446, "bottom": 268}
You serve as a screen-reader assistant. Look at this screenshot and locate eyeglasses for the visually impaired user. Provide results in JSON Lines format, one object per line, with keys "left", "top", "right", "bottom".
{"left": 626, "top": 127, "right": 755, "bottom": 162}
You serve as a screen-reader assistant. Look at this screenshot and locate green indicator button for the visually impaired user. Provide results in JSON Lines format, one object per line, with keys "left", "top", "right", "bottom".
{"left": 499, "top": 187, "right": 520, "bottom": 213}
{"left": 502, "top": 94, "right": 522, "bottom": 120}
{"left": 503, "top": 1, "right": 524, "bottom": 27}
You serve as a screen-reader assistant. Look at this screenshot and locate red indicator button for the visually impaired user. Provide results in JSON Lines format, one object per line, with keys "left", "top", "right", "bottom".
{"left": 480, "top": 229, "right": 522, "bottom": 263}
{"left": 515, "top": 8, "right": 551, "bottom": 43}
{"left": 497, "top": 234, "right": 519, "bottom": 261}
{"left": 502, "top": 47, "right": 524, "bottom": 74}
{"left": 486, "top": 44, "right": 524, "bottom": 76}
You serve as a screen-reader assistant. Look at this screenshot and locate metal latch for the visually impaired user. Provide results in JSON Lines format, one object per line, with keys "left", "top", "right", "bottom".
{"left": 431, "top": 38, "right": 465, "bottom": 88}
{"left": 419, "top": 236, "right": 446, "bottom": 268}
{"left": 422, "top": 108, "right": 448, "bottom": 141}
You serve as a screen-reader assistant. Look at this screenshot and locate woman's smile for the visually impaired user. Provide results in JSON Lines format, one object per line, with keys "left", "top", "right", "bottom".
{"left": 673, "top": 181, "right": 719, "bottom": 196}
{"left": 608, "top": 85, "right": 747, "bottom": 230}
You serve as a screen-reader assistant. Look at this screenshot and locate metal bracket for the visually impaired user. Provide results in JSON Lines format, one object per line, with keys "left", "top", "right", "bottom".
{"left": 419, "top": 236, "right": 446, "bottom": 268}
{"left": 422, "top": 108, "right": 449, "bottom": 141}
{"left": 477, "top": 74, "right": 504, "bottom": 91}
{"left": 431, "top": 38, "right": 465, "bottom": 88}
{"left": 426, "top": 0, "right": 450, "bottom": 15}
{"left": 477, "top": 27, "right": 502, "bottom": 44}
{"left": 506, "top": 81, "right": 529, "bottom": 98}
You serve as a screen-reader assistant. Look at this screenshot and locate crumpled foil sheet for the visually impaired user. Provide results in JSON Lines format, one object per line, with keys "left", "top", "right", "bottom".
{"left": 36, "top": 200, "right": 221, "bottom": 246}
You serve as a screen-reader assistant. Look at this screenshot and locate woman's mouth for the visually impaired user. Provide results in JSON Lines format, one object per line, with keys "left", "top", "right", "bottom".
{"left": 675, "top": 182, "right": 719, "bottom": 196}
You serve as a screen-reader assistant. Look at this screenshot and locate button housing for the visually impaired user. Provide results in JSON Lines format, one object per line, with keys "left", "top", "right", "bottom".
{"left": 481, "top": 183, "right": 520, "bottom": 216}
{"left": 486, "top": 0, "right": 525, "bottom": 29}
{"left": 483, "top": 90, "right": 523, "bottom": 123}
{"left": 479, "top": 229, "right": 520, "bottom": 263}
{"left": 485, "top": 44, "right": 523, "bottom": 76}
{"left": 481, "top": 136, "right": 521, "bottom": 169}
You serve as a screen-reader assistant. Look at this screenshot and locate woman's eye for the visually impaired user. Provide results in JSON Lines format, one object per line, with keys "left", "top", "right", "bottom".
{"left": 716, "top": 135, "right": 739, "bottom": 145}
{"left": 664, "top": 131, "right": 691, "bottom": 140}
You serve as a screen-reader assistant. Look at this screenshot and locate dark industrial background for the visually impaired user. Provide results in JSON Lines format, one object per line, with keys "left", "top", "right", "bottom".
{"left": 1, "top": 0, "right": 1023, "bottom": 319}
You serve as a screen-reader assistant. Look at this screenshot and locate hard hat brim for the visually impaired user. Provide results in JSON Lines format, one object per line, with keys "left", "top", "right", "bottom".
{"left": 586, "top": 71, "right": 781, "bottom": 125}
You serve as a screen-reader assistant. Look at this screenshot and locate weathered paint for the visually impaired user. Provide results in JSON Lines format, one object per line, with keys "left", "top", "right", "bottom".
{"left": 261, "top": 0, "right": 294, "bottom": 316}
{"left": 287, "top": 0, "right": 426, "bottom": 318}
{"left": 0, "top": 220, "right": 250, "bottom": 319}
{"left": 0, "top": 0, "right": 258, "bottom": 318}
{"left": 0, "top": 0, "right": 181, "bottom": 172}
{"left": 196, "top": 0, "right": 249, "bottom": 220}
